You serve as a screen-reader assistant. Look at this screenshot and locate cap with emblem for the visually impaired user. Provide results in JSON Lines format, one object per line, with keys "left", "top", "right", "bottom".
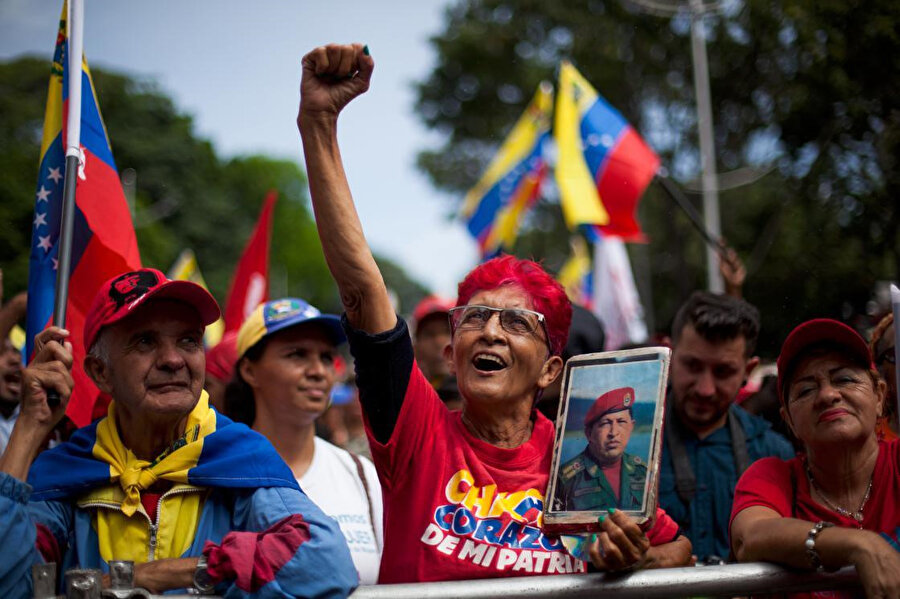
{"left": 584, "top": 387, "right": 635, "bottom": 433}
{"left": 236, "top": 298, "right": 346, "bottom": 357}
{"left": 84, "top": 268, "right": 220, "bottom": 352}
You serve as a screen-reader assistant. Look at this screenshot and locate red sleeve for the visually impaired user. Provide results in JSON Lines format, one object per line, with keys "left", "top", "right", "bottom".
{"left": 204, "top": 514, "right": 311, "bottom": 593}
{"left": 729, "top": 457, "right": 794, "bottom": 530}
{"left": 365, "top": 362, "right": 445, "bottom": 491}
{"left": 646, "top": 507, "right": 679, "bottom": 545}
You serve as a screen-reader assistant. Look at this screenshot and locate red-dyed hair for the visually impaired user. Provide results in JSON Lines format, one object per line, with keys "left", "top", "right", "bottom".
{"left": 456, "top": 254, "right": 572, "bottom": 356}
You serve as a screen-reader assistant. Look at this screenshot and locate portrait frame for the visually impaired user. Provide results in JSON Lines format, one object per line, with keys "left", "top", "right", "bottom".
{"left": 542, "top": 347, "right": 670, "bottom": 534}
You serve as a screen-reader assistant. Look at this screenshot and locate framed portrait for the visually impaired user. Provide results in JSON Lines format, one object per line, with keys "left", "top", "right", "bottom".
{"left": 542, "top": 347, "right": 670, "bottom": 535}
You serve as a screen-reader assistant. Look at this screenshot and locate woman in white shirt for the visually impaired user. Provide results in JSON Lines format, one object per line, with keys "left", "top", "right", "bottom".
{"left": 226, "top": 297, "right": 383, "bottom": 584}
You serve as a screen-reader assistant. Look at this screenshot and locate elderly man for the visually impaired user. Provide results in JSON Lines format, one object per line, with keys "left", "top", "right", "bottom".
{"left": 555, "top": 387, "right": 647, "bottom": 511}
{"left": 659, "top": 291, "right": 794, "bottom": 564}
{"left": 0, "top": 268, "right": 356, "bottom": 597}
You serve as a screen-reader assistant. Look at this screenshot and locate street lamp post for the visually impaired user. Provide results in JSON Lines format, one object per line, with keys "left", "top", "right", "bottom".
{"left": 688, "top": 0, "right": 723, "bottom": 292}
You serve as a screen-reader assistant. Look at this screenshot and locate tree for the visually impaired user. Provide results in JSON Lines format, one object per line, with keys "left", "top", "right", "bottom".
{"left": 414, "top": 0, "right": 899, "bottom": 353}
{"left": 0, "top": 57, "right": 426, "bottom": 317}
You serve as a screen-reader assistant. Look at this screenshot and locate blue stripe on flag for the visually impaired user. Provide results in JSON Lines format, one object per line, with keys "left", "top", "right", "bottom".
{"left": 62, "top": 65, "right": 116, "bottom": 169}
{"left": 580, "top": 97, "right": 627, "bottom": 179}
{"left": 465, "top": 140, "right": 545, "bottom": 239}
{"left": 25, "top": 133, "right": 94, "bottom": 360}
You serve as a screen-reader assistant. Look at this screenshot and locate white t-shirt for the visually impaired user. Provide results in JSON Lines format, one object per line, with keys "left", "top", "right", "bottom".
{"left": 299, "top": 437, "right": 383, "bottom": 585}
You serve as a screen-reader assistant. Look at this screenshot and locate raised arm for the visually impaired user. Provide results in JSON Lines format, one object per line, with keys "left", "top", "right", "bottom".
{"left": 297, "top": 43, "right": 395, "bottom": 334}
{"left": 0, "top": 326, "right": 73, "bottom": 480}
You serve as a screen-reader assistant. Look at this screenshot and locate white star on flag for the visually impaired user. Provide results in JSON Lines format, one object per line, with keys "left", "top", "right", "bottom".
{"left": 34, "top": 212, "right": 47, "bottom": 228}
{"left": 47, "top": 167, "right": 62, "bottom": 184}
{"left": 52, "top": 258, "right": 59, "bottom": 271}
{"left": 38, "top": 236, "right": 52, "bottom": 251}
{"left": 36, "top": 186, "right": 51, "bottom": 202}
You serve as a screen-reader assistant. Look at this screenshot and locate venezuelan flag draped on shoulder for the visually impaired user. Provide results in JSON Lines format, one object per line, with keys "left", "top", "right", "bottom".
{"left": 25, "top": 1, "right": 141, "bottom": 427}
{"left": 554, "top": 61, "right": 659, "bottom": 242}
{"left": 461, "top": 83, "right": 553, "bottom": 259}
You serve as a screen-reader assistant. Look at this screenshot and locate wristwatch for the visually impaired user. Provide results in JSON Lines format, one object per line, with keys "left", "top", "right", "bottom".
{"left": 192, "top": 554, "right": 216, "bottom": 595}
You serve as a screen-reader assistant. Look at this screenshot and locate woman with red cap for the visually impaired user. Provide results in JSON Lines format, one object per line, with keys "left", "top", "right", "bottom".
{"left": 730, "top": 319, "right": 900, "bottom": 597}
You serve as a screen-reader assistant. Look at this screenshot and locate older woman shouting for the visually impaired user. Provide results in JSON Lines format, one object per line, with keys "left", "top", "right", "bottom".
{"left": 296, "top": 43, "right": 690, "bottom": 584}
{"left": 731, "top": 319, "right": 900, "bottom": 598}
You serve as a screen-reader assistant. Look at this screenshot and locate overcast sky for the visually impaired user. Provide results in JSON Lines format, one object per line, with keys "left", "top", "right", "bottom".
{"left": 0, "top": 0, "right": 479, "bottom": 302}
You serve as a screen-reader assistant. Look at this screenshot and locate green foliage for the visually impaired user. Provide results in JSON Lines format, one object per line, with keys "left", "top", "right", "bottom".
{"left": 0, "top": 58, "right": 48, "bottom": 290}
{"left": 415, "top": 0, "right": 899, "bottom": 353}
{"left": 0, "top": 57, "right": 425, "bottom": 317}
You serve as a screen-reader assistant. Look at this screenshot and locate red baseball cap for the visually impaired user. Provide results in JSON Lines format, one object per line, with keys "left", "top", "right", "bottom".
{"left": 584, "top": 387, "right": 635, "bottom": 432}
{"left": 84, "top": 268, "right": 220, "bottom": 351}
{"left": 776, "top": 318, "right": 874, "bottom": 404}
{"left": 412, "top": 295, "right": 455, "bottom": 327}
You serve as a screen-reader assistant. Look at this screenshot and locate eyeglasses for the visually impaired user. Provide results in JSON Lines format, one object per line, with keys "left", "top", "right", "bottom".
{"left": 448, "top": 305, "right": 550, "bottom": 349}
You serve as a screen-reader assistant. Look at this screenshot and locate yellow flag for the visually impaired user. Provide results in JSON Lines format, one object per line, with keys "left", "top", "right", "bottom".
{"left": 554, "top": 61, "right": 610, "bottom": 229}
{"left": 168, "top": 249, "right": 224, "bottom": 347}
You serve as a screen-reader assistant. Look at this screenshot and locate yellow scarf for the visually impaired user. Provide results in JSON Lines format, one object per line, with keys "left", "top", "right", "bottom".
{"left": 81, "top": 393, "right": 216, "bottom": 562}
{"left": 92, "top": 392, "right": 216, "bottom": 516}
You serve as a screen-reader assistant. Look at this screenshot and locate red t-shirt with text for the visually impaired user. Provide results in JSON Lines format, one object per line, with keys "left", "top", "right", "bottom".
{"left": 368, "top": 363, "right": 678, "bottom": 583}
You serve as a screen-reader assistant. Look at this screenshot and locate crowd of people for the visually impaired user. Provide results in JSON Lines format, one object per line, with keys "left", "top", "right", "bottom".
{"left": 0, "top": 42, "right": 897, "bottom": 598}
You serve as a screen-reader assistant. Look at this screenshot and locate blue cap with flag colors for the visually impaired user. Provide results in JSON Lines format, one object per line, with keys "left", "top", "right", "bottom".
{"left": 236, "top": 298, "right": 346, "bottom": 357}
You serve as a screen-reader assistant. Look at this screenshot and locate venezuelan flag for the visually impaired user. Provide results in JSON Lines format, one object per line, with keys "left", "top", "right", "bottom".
{"left": 555, "top": 62, "right": 659, "bottom": 242}
{"left": 25, "top": 1, "right": 141, "bottom": 426}
{"left": 461, "top": 83, "right": 553, "bottom": 259}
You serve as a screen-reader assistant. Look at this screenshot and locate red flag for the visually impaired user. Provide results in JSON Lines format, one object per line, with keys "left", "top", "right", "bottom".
{"left": 26, "top": 3, "right": 141, "bottom": 426}
{"left": 223, "top": 191, "right": 277, "bottom": 332}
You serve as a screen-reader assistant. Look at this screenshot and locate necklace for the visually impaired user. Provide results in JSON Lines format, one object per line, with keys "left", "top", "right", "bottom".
{"left": 805, "top": 461, "right": 873, "bottom": 526}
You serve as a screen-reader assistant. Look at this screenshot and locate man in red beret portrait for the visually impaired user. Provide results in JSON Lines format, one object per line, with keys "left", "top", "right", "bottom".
{"left": 554, "top": 387, "right": 647, "bottom": 512}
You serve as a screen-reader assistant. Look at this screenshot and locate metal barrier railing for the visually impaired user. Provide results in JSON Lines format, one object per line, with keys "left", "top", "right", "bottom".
{"left": 34, "top": 561, "right": 862, "bottom": 598}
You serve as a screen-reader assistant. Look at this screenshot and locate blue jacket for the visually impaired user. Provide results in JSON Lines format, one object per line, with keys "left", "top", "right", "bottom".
{"left": 658, "top": 404, "right": 795, "bottom": 561}
{"left": 0, "top": 410, "right": 357, "bottom": 598}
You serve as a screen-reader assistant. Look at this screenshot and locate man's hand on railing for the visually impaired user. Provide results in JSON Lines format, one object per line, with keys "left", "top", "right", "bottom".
{"left": 101, "top": 558, "right": 198, "bottom": 593}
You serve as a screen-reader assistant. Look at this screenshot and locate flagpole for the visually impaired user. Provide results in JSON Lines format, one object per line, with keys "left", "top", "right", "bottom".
{"left": 689, "top": 0, "right": 724, "bottom": 294}
{"left": 48, "top": 0, "right": 84, "bottom": 406}
{"left": 657, "top": 174, "right": 731, "bottom": 264}
{"left": 54, "top": 0, "right": 84, "bottom": 328}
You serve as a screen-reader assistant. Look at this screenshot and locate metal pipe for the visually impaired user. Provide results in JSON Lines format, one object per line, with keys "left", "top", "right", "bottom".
{"left": 107, "top": 561, "right": 134, "bottom": 590}
{"left": 35, "top": 563, "right": 861, "bottom": 599}
{"left": 688, "top": 0, "right": 723, "bottom": 293}
{"left": 63, "top": 569, "right": 101, "bottom": 599}
{"left": 349, "top": 564, "right": 859, "bottom": 599}
{"left": 31, "top": 563, "right": 58, "bottom": 599}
